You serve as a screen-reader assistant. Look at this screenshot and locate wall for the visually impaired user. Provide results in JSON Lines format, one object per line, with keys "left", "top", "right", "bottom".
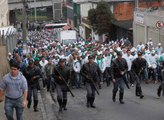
{"left": 0, "top": 46, "right": 10, "bottom": 79}
{"left": 133, "top": 10, "right": 164, "bottom": 47}
{"left": 0, "top": 0, "right": 9, "bottom": 27}
{"left": 80, "top": 3, "right": 97, "bottom": 18}
{"left": 114, "top": 2, "right": 134, "bottom": 21}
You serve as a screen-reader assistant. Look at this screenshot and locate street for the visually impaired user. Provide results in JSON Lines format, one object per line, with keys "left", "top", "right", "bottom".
{"left": 45, "top": 82, "right": 164, "bottom": 120}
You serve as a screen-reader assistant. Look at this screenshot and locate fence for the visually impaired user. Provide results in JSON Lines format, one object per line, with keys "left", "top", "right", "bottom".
{"left": 0, "top": 28, "right": 18, "bottom": 53}
{"left": 0, "top": 27, "right": 18, "bottom": 78}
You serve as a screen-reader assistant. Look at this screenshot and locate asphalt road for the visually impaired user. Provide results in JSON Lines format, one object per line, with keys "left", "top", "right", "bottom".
{"left": 49, "top": 82, "right": 164, "bottom": 120}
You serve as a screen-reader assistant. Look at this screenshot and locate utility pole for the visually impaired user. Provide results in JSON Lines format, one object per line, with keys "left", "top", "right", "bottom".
{"left": 34, "top": 0, "right": 37, "bottom": 21}
{"left": 22, "top": 0, "right": 28, "bottom": 42}
{"left": 135, "top": 0, "right": 139, "bottom": 11}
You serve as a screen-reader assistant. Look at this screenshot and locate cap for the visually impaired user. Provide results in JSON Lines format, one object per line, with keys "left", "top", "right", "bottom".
{"left": 59, "top": 58, "right": 65, "bottom": 63}
{"left": 116, "top": 51, "right": 122, "bottom": 56}
{"left": 88, "top": 55, "right": 93, "bottom": 59}
{"left": 138, "top": 52, "right": 142, "bottom": 56}
{"left": 34, "top": 57, "right": 40, "bottom": 61}
{"left": 29, "top": 59, "right": 34, "bottom": 64}
{"left": 8, "top": 52, "right": 12, "bottom": 56}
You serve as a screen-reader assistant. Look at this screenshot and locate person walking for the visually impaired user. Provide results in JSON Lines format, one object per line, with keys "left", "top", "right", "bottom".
{"left": 23, "top": 60, "right": 41, "bottom": 112}
{"left": 111, "top": 51, "right": 128, "bottom": 104}
{"left": 52, "top": 58, "right": 71, "bottom": 112}
{"left": 44, "top": 58, "right": 55, "bottom": 92}
{"left": 80, "top": 55, "right": 102, "bottom": 108}
{"left": 131, "top": 52, "right": 145, "bottom": 99}
{"left": 0, "top": 61, "right": 28, "bottom": 120}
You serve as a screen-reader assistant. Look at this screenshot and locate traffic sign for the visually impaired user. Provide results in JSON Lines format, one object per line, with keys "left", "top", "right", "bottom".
{"left": 156, "top": 21, "right": 164, "bottom": 28}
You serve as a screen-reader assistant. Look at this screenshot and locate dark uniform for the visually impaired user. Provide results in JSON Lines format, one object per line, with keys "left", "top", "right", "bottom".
{"left": 80, "top": 55, "right": 102, "bottom": 108}
{"left": 131, "top": 52, "right": 145, "bottom": 99}
{"left": 44, "top": 59, "right": 55, "bottom": 92}
{"left": 52, "top": 59, "right": 70, "bottom": 112}
{"left": 111, "top": 52, "right": 128, "bottom": 104}
{"left": 157, "top": 61, "right": 164, "bottom": 97}
{"left": 23, "top": 60, "right": 41, "bottom": 112}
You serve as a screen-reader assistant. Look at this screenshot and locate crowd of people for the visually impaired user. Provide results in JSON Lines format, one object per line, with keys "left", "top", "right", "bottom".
{"left": 0, "top": 28, "right": 164, "bottom": 119}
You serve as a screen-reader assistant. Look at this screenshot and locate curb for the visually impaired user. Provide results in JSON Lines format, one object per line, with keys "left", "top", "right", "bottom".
{"left": 38, "top": 92, "right": 47, "bottom": 120}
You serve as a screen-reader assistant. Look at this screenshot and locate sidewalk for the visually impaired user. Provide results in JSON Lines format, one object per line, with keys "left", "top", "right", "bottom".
{"left": 0, "top": 93, "right": 44, "bottom": 120}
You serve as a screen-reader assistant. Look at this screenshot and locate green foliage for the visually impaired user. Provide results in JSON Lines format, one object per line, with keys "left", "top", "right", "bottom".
{"left": 88, "top": 9, "right": 96, "bottom": 25}
{"left": 88, "top": 1, "right": 114, "bottom": 35}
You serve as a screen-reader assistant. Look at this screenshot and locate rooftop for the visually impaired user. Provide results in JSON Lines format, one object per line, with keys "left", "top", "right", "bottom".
{"left": 73, "top": 0, "right": 134, "bottom": 3}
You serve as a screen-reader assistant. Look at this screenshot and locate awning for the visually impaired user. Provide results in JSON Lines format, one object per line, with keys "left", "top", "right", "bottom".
{"left": 62, "top": 25, "right": 71, "bottom": 30}
{"left": 112, "top": 20, "right": 133, "bottom": 30}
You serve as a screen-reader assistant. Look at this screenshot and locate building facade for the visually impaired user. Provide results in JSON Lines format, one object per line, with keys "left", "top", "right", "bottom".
{"left": 133, "top": 9, "right": 164, "bottom": 47}
{"left": 0, "top": 0, "right": 9, "bottom": 27}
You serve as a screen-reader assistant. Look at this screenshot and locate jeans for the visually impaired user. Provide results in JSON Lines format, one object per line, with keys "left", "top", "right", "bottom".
{"left": 27, "top": 86, "right": 38, "bottom": 101}
{"left": 113, "top": 77, "right": 124, "bottom": 94}
{"left": 75, "top": 72, "right": 81, "bottom": 88}
{"left": 56, "top": 83, "right": 68, "bottom": 100}
{"left": 148, "top": 68, "right": 157, "bottom": 81}
{"left": 86, "top": 82, "right": 96, "bottom": 98}
{"left": 5, "top": 97, "right": 24, "bottom": 120}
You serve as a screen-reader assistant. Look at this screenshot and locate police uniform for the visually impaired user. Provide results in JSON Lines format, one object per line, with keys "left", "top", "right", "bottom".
{"left": 80, "top": 55, "right": 102, "bottom": 108}
{"left": 131, "top": 52, "right": 145, "bottom": 99}
{"left": 23, "top": 60, "right": 41, "bottom": 112}
{"left": 111, "top": 51, "right": 128, "bottom": 104}
{"left": 52, "top": 59, "right": 70, "bottom": 112}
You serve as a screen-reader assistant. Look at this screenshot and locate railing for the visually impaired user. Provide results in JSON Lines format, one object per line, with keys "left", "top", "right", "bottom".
{"left": 0, "top": 29, "right": 18, "bottom": 54}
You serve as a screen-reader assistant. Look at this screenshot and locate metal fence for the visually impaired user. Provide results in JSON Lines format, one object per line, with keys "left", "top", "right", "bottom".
{"left": 0, "top": 29, "right": 18, "bottom": 54}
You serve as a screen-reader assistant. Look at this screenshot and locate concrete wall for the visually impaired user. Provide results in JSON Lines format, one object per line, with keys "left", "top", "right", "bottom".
{"left": 0, "top": 46, "right": 10, "bottom": 79}
{"left": 80, "top": 3, "right": 97, "bottom": 18}
{"left": 133, "top": 10, "right": 164, "bottom": 47}
{"left": 0, "top": 0, "right": 9, "bottom": 27}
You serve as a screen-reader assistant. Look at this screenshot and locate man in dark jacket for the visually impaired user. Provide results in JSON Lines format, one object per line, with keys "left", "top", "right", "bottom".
{"left": 52, "top": 59, "right": 71, "bottom": 112}
{"left": 80, "top": 55, "right": 102, "bottom": 108}
{"left": 111, "top": 51, "right": 128, "bottom": 104}
{"left": 131, "top": 52, "right": 146, "bottom": 99}
{"left": 23, "top": 60, "right": 41, "bottom": 112}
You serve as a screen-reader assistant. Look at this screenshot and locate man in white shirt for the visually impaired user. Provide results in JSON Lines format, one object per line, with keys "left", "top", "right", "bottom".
{"left": 123, "top": 50, "right": 134, "bottom": 86}
{"left": 147, "top": 51, "right": 158, "bottom": 83}
{"left": 39, "top": 57, "right": 48, "bottom": 88}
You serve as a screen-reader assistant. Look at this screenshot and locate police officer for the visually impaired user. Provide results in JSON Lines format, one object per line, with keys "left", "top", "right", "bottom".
{"left": 52, "top": 58, "right": 71, "bottom": 112}
{"left": 80, "top": 55, "right": 102, "bottom": 108}
{"left": 23, "top": 60, "right": 41, "bottom": 112}
{"left": 131, "top": 52, "right": 145, "bottom": 99}
{"left": 111, "top": 51, "right": 128, "bottom": 104}
{"left": 44, "top": 58, "right": 55, "bottom": 92}
{"left": 157, "top": 61, "right": 164, "bottom": 98}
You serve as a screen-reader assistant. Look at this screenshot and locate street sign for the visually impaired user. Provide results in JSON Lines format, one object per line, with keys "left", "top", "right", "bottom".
{"left": 156, "top": 21, "right": 164, "bottom": 28}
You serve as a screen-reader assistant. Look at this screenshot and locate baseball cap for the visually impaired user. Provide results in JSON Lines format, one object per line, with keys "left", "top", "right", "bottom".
{"left": 29, "top": 60, "right": 34, "bottom": 64}
{"left": 138, "top": 52, "right": 142, "bottom": 56}
{"left": 88, "top": 55, "right": 93, "bottom": 59}
{"left": 59, "top": 58, "right": 65, "bottom": 63}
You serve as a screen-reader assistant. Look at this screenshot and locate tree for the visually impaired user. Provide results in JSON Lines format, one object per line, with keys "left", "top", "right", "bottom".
{"left": 88, "top": 1, "right": 114, "bottom": 35}
{"left": 88, "top": 9, "right": 96, "bottom": 26}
